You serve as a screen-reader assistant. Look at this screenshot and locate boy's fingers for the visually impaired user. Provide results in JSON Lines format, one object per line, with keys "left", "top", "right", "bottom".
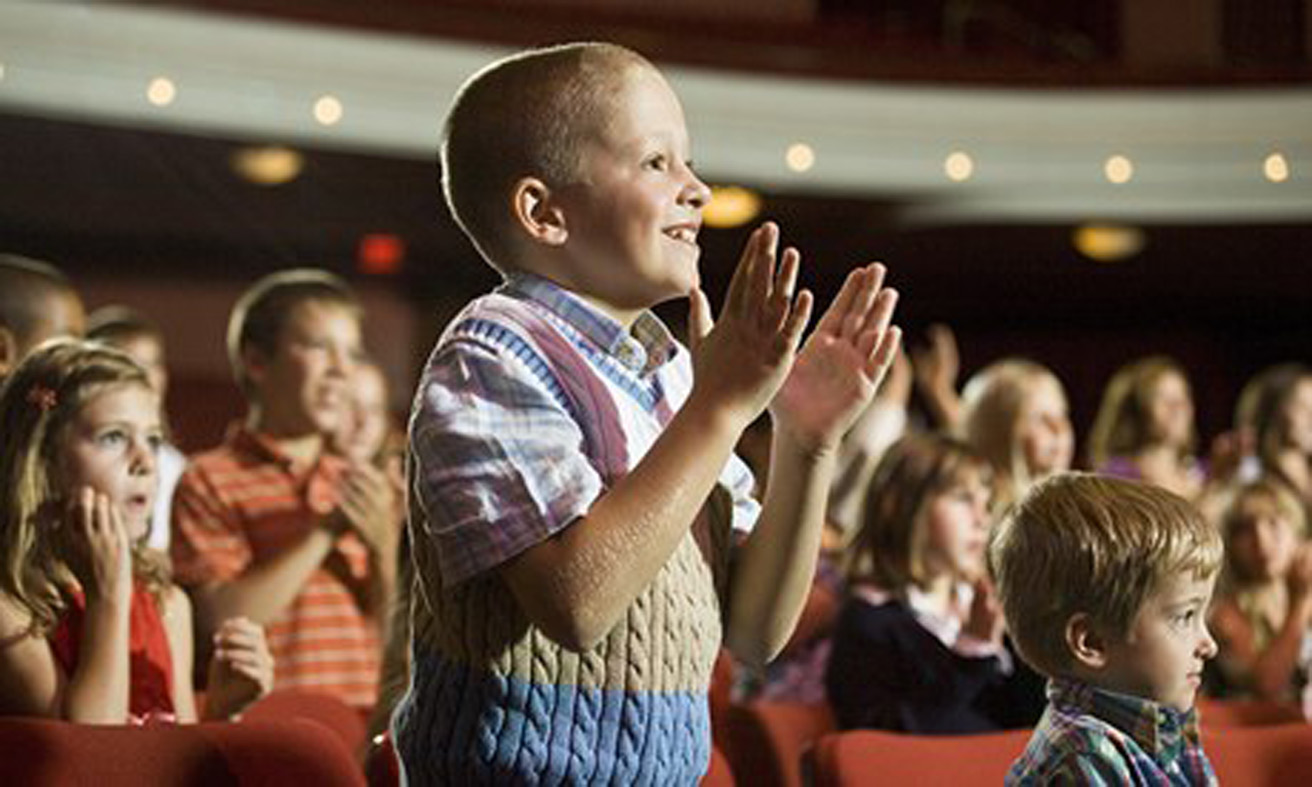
{"left": 865, "top": 326, "right": 903, "bottom": 379}
{"left": 747, "top": 225, "right": 778, "bottom": 315}
{"left": 763, "top": 247, "right": 800, "bottom": 334}
{"left": 858, "top": 288, "right": 898, "bottom": 353}
{"left": 843, "top": 264, "right": 885, "bottom": 341}
{"left": 814, "top": 266, "right": 864, "bottom": 338}
{"left": 780, "top": 290, "right": 814, "bottom": 353}
{"left": 722, "top": 224, "right": 763, "bottom": 318}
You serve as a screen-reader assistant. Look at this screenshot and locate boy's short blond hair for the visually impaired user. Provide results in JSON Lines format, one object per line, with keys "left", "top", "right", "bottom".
{"left": 226, "top": 268, "right": 359, "bottom": 397}
{"left": 989, "top": 472, "right": 1222, "bottom": 677}
{"left": 440, "top": 42, "right": 653, "bottom": 272}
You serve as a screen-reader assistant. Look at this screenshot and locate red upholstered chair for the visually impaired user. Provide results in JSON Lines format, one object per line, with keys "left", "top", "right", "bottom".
{"left": 0, "top": 717, "right": 364, "bottom": 786}
{"left": 364, "top": 730, "right": 401, "bottom": 787}
{"left": 808, "top": 727, "right": 1031, "bottom": 787}
{"left": 1203, "top": 722, "right": 1312, "bottom": 786}
{"left": 700, "top": 743, "right": 736, "bottom": 786}
{"left": 1195, "top": 696, "right": 1304, "bottom": 728}
{"left": 723, "top": 701, "right": 836, "bottom": 787}
{"left": 241, "top": 688, "right": 369, "bottom": 756}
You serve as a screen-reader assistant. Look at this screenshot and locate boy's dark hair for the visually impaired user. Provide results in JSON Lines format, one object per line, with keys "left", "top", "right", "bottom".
{"left": 86, "top": 304, "right": 164, "bottom": 346}
{"left": 989, "top": 473, "right": 1222, "bottom": 678}
{"left": 0, "top": 253, "right": 77, "bottom": 345}
{"left": 226, "top": 268, "right": 359, "bottom": 396}
{"left": 440, "top": 42, "right": 652, "bottom": 272}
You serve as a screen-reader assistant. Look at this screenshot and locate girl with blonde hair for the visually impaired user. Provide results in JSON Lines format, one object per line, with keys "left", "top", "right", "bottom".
{"left": 0, "top": 339, "right": 271, "bottom": 723}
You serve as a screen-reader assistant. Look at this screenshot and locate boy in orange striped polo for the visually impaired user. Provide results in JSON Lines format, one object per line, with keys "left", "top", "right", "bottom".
{"left": 170, "top": 269, "right": 398, "bottom": 709}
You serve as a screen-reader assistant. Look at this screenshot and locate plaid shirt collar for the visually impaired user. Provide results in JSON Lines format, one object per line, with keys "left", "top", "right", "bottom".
{"left": 1048, "top": 676, "right": 1201, "bottom": 759}
{"left": 501, "top": 272, "right": 679, "bottom": 376}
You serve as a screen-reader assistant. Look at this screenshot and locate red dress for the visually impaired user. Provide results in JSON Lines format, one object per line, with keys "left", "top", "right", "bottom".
{"left": 49, "top": 584, "right": 176, "bottom": 724}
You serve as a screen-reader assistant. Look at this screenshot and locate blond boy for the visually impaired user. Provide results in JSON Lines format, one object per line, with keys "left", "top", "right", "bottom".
{"left": 399, "top": 42, "right": 900, "bottom": 783}
{"left": 990, "top": 473, "right": 1222, "bottom": 785}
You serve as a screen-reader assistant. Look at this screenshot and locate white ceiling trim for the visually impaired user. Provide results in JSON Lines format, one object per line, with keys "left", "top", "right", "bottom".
{"left": 1, "top": 1, "right": 1310, "bottom": 223}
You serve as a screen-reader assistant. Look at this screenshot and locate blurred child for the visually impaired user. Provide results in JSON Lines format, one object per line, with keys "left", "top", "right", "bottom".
{"left": 960, "top": 358, "right": 1074, "bottom": 514}
{"left": 86, "top": 305, "right": 186, "bottom": 553}
{"left": 1238, "top": 364, "right": 1312, "bottom": 516}
{"left": 1088, "top": 356, "right": 1204, "bottom": 500}
{"left": 170, "top": 269, "right": 397, "bottom": 711}
{"left": 0, "top": 253, "right": 85, "bottom": 382}
{"left": 0, "top": 340, "right": 271, "bottom": 723}
{"left": 399, "top": 42, "right": 900, "bottom": 782}
{"left": 1208, "top": 478, "right": 1312, "bottom": 706}
{"left": 991, "top": 474, "right": 1222, "bottom": 785}
{"left": 826, "top": 433, "right": 1026, "bottom": 733}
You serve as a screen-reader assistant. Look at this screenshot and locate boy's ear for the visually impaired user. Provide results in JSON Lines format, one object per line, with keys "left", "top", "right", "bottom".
{"left": 0, "top": 327, "right": 16, "bottom": 377}
{"left": 1066, "top": 612, "right": 1110, "bottom": 670}
{"left": 511, "top": 176, "right": 568, "bottom": 247}
{"left": 241, "top": 345, "right": 270, "bottom": 388}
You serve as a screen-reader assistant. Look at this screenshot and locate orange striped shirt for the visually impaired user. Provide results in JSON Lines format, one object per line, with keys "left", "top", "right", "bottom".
{"left": 170, "top": 428, "right": 381, "bottom": 709}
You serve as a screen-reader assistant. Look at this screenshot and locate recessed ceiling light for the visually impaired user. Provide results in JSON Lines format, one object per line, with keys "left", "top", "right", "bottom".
{"left": 146, "top": 76, "right": 176, "bottom": 107}
{"left": 313, "top": 95, "right": 343, "bottom": 126}
{"left": 944, "top": 151, "right": 974, "bottom": 182}
{"left": 786, "top": 143, "right": 815, "bottom": 173}
{"left": 1104, "top": 155, "right": 1133, "bottom": 184}
{"left": 230, "top": 145, "right": 304, "bottom": 185}
{"left": 1264, "top": 152, "right": 1290, "bottom": 183}
{"left": 703, "top": 186, "right": 762, "bottom": 228}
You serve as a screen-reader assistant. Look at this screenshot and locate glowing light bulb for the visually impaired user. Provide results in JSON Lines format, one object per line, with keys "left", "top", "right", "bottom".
{"left": 314, "top": 95, "right": 343, "bottom": 126}
{"left": 146, "top": 77, "right": 176, "bottom": 107}
{"left": 1104, "top": 155, "right": 1133, "bottom": 185}
{"left": 786, "top": 143, "right": 815, "bottom": 173}
{"left": 944, "top": 151, "right": 974, "bottom": 182}
{"left": 703, "top": 186, "right": 763, "bottom": 228}
{"left": 1264, "top": 152, "right": 1289, "bottom": 183}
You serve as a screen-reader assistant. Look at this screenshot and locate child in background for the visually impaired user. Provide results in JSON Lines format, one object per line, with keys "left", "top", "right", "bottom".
{"left": 400, "top": 42, "right": 900, "bottom": 783}
{"left": 86, "top": 305, "right": 186, "bottom": 554}
{"left": 1208, "top": 478, "right": 1312, "bottom": 706}
{"left": 825, "top": 433, "right": 1022, "bottom": 733}
{"left": 170, "top": 269, "right": 397, "bottom": 711}
{"left": 1238, "top": 364, "right": 1312, "bottom": 517}
{"left": 0, "top": 253, "right": 86, "bottom": 383}
{"left": 991, "top": 474, "right": 1222, "bottom": 785}
{"left": 1088, "top": 355, "right": 1205, "bottom": 500}
{"left": 0, "top": 340, "right": 271, "bottom": 723}
{"left": 959, "top": 358, "right": 1074, "bottom": 514}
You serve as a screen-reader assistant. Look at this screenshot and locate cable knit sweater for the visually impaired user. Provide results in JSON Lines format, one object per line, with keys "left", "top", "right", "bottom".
{"left": 395, "top": 277, "right": 754, "bottom": 784}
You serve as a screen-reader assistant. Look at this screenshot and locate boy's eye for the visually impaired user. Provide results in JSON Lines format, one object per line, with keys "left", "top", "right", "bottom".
{"left": 644, "top": 153, "right": 668, "bottom": 171}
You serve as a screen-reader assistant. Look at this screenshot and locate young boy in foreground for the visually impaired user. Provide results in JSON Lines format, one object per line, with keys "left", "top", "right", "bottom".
{"left": 990, "top": 473, "right": 1222, "bottom": 785}
{"left": 397, "top": 42, "right": 900, "bottom": 783}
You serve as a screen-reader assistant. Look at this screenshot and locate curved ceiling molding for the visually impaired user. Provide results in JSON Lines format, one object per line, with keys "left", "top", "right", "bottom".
{"left": 1, "top": 2, "right": 1309, "bottom": 223}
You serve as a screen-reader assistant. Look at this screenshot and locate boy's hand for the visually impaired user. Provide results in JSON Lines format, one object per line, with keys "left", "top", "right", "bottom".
{"left": 60, "top": 487, "right": 132, "bottom": 604}
{"left": 769, "top": 261, "right": 901, "bottom": 455}
{"left": 687, "top": 223, "right": 813, "bottom": 430}
{"left": 327, "top": 463, "right": 399, "bottom": 557}
{"left": 204, "top": 617, "right": 274, "bottom": 719}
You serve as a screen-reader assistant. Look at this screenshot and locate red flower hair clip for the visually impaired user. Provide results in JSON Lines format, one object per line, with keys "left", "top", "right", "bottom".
{"left": 26, "top": 385, "right": 57, "bottom": 412}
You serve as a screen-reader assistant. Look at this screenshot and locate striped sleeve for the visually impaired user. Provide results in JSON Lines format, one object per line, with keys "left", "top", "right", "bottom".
{"left": 169, "top": 462, "right": 251, "bottom": 586}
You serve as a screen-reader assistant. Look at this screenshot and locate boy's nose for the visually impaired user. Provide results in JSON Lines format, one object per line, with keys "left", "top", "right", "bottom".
{"left": 681, "top": 168, "right": 711, "bottom": 209}
{"left": 1198, "top": 625, "right": 1219, "bottom": 660}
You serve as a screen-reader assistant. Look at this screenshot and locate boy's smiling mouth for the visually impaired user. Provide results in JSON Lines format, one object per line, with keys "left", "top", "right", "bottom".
{"left": 663, "top": 223, "right": 700, "bottom": 246}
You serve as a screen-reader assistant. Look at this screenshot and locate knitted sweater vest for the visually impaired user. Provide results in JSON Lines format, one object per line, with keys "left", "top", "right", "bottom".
{"left": 396, "top": 293, "right": 733, "bottom": 785}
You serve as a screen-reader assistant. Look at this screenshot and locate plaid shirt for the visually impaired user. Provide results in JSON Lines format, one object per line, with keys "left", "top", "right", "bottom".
{"left": 409, "top": 272, "right": 758, "bottom": 587}
{"left": 1007, "top": 677, "right": 1216, "bottom": 786}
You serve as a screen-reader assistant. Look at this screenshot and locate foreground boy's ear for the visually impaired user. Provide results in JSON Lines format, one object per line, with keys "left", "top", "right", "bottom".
{"left": 511, "top": 177, "right": 568, "bottom": 246}
{"left": 0, "top": 327, "right": 17, "bottom": 377}
{"left": 1066, "top": 612, "right": 1110, "bottom": 670}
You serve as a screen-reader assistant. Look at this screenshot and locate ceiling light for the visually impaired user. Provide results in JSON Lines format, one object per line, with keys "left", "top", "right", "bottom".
{"left": 1104, "top": 155, "right": 1133, "bottom": 185}
{"left": 786, "top": 143, "right": 815, "bottom": 173}
{"left": 1073, "top": 223, "right": 1144, "bottom": 262}
{"left": 313, "top": 94, "right": 343, "bottom": 126}
{"left": 1264, "top": 152, "right": 1290, "bottom": 183}
{"left": 146, "top": 77, "right": 176, "bottom": 107}
{"left": 703, "top": 186, "right": 762, "bottom": 228}
{"left": 230, "top": 145, "right": 304, "bottom": 185}
{"left": 944, "top": 151, "right": 974, "bottom": 182}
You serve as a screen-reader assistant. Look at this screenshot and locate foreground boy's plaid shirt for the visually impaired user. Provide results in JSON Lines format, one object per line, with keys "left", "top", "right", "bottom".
{"left": 1007, "top": 677, "right": 1216, "bottom": 786}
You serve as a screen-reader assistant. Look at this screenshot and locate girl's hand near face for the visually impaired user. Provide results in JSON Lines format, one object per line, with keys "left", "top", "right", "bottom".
{"left": 203, "top": 617, "right": 274, "bottom": 720}
{"left": 963, "top": 578, "right": 1005, "bottom": 645}
{"left": 1285, "top": 544, "right": 1312, "bottom": 613}
{"left": 60, "top": 487, "right": 132, "bottom": 604}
